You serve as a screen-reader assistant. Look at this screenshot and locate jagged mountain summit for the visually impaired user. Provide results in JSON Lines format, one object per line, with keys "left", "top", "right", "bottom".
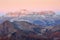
{"left": 7, "top": 11, "right": 60, "bottom": 26}
{"left": 0, "top": 11, "right": 60, "bottom": 26}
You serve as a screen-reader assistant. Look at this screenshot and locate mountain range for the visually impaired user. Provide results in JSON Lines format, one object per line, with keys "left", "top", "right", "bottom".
{"left": 0, "top": 11, "right": 60, "bottom": 40}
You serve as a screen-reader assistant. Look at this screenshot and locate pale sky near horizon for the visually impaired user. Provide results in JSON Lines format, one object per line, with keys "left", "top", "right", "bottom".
{"left": 0, "top": 0, "right": 60, "bottom": 13}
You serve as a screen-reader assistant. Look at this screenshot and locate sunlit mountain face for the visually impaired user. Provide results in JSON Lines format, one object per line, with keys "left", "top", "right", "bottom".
{"left": 0, "top": 11, "right": 60, "bottom": 40}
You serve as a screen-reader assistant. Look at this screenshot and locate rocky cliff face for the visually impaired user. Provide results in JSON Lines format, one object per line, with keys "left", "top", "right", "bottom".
{"left": 0, "top": 20, "right": 60, "bottom": 40}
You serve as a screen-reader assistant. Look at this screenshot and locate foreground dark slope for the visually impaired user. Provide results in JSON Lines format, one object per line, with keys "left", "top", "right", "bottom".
{"left": 0, "top": 20, "right": 60, "bottom": 40}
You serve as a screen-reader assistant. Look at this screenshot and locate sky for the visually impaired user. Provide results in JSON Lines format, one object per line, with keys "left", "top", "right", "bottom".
{"left": 0, "top": 0, "right": 60, "bottom": 13}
